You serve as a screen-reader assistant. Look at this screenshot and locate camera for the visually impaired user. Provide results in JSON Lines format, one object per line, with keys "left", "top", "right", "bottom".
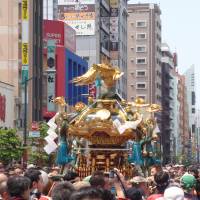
{"left": 109, "top": 170, "right": 115, "bottom": 178}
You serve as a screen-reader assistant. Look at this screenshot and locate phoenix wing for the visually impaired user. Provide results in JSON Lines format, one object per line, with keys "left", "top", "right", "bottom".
{"left": 72, "top": 64, "right": 98, "bottom": 85}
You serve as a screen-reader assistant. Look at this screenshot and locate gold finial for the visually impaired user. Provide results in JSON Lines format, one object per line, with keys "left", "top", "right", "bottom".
{"left": 146, "top": 104, "right": 162, "bottom": 113}
{"left": 72, "top": 63, "right": 124, "bottom": 88}
{"left": 131, "top": 97, "right": 149, "bottom": 108}
{"left": 52, "top": 96, "right": 67, "bottom": 107}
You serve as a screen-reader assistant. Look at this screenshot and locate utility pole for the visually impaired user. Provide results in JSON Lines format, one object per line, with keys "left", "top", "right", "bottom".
{"left": 23, "top": 77, "right": 33, "bottom": 146}
{"left": 32, "top": 0, "right": 43, "bottom": 121}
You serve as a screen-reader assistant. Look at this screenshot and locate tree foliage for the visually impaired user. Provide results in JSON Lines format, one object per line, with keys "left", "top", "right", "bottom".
{"left": 0, "top": 129, "right": 24, "bottom": 165}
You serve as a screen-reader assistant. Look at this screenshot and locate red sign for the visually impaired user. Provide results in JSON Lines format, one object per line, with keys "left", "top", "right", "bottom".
{"left": 43, "top": 20, "right": 65, "bottom": 46}
{"left": 43, "top": 20, "right": 76, "bottom": 52}
{"left": 0, "top": 94, "right": 6, "bottom": 122}
{"left": 31, "top": 121, "right": 39, "bottom": 130}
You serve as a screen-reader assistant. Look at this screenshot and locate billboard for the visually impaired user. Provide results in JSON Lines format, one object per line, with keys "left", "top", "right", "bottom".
{"left": 43, "top": 20, "right": 76, "bottom": 52}
{"left": 110, "top": 0, "right": 119, "bottom": 63}
{"left": 58, "top": 0, "right": 95, "bottom": 5}
{"left": 58, "top": 4, "right": 94, "bottom": 12}
{"left": 57, "top": 1, "right": 95, "bottom": 35}
{"left": 64, "top": 20, "right": 95, "bottom": 35}
{"left": 43, "top": 20, "right": 65, "bottom": 46}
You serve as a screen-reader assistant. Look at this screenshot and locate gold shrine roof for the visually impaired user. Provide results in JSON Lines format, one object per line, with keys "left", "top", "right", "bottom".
{"left": 68, "top": 98, "right": 137, "bottom": 145}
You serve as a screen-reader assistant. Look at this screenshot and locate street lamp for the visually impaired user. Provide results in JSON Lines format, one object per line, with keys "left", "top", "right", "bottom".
{"left": 22, "top": 76, "right": 33, "bottom": 146}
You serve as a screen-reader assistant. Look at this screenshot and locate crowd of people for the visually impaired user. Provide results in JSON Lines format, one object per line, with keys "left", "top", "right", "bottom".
{"left": 1, "top": 162, "right": 200, "bottom": 200}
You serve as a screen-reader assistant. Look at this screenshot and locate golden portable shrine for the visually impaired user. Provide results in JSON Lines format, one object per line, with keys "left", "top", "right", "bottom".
{"left": 48, "top": 63, "right": 161, "bottom": 178}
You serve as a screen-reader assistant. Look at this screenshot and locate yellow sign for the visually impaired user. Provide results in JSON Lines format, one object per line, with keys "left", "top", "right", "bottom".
{"left": 22, "top": 0, "right": 28, "bottom": 20}
{"left": 22, "top": 43, "right": 28, "bottom": 65}
{"left": 64, "top": 12, "right": 95, "bottom": 21}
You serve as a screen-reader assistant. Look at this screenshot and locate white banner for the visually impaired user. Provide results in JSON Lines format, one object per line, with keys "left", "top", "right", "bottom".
{"left": 65, "top": 20, "right": 95, "bottom": 35}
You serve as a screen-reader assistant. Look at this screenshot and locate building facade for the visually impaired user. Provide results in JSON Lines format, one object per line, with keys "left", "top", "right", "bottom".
{"left": 0, "top": 82, "right": 15, "bottom": 128}
{"left": 177, "top": 74, "right": 190, "bottom": 162}
{"left": 0, "top": 0, "right": 21, "bottom": 128}
{"left": 127, "top": 3, "right": 162, "bottom": 105}
{"left": 43, "top": 0, "right": 58, "bottom": 20}
{"left": 161, "top": 43, "right": 174, "bottom": 164}
{"left": 184, "top": 65, "right": 196, "bottom": 162}
{"left": 57, "top": 0, "right": 128, "bottom": 99}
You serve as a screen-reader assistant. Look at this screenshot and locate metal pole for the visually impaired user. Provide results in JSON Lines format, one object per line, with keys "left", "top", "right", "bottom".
{"left": 24, "top": 78, "right": 27, "bottom": 146}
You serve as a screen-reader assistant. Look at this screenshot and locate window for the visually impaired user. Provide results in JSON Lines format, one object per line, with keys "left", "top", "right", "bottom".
{"left": 136, "top": 21, "right": 146, "bottom": 27}
{"left": 136, "top": 46, "right": 146, "bottom": 52}
{"left": 136, "top": 83, "right": 146, "bottom": 89}
{"left": 136, "top": 70, "right": 146, "bottom": 77}
{"left": 192, "top": 91, "right": 195, "bottom": 105}
{"left": 192, "top": 108, "right": 195, "bottom": 114}
{"left": 192, "top": 124, "right": 196, "bottom": 133}
{"left": 137, "top": 33, "right": 146, "bottom": 40}
{"left": 136, "top": 58, "right": 146, "bottom": 64}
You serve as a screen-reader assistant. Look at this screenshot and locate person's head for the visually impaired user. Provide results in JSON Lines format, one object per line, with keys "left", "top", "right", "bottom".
{"left": 180, "top": 173, "right": 196, "bottom": 194}
{"left": 0, "top": 173, "right": 8, "bottom": 183}
{"left": 24, "top": 169, "right": 44, "bottom": 192}
{"left": 154, "top": 171, "right": 170, "bottom": 194}
{"left": 164, "top": 186, "right": 184, "bottom": 200}
{"left": 126, "top": 188, "right": 143, "bottom": 200}
{"left": 14, "top": 168, "right": 23, "bottom": 176}
{"left": 130, "top": 176, "right": 148, "bottom": 195}
{"left": 73, "top": 181, "right": 91, "bottom": 190}
{"left": 150, "top": 164, "right": 162, "bottom": 177}
{"left": 7, "top": 176, "right": 30, "bottom": 200}
{"left": 89, "top": 174, "right": 105, "bottom": 189}
{"left": 70, "top": 187, "right": 103, "bottom": 200}
{"left": 0, "top": 181, "right": 9, "bottom": 200}
{"left": 63, "top": 171, "right": 80, "bottom": 183}
{"left": 51, "top": 181, "right": 75, "bottom": 200}
{"left": 188, "top": 166, "right": 199, "bottom": 179}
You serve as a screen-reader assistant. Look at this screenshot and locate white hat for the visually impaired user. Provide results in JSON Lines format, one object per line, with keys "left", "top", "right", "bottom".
{"left": 40, "top": 170, "right": 49, "bottom": 187}
{"left": 164, "top": 186, "right": 184, "bottom": 200}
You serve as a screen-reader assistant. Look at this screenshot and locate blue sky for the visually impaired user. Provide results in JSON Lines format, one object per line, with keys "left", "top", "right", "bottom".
{"left": 129, "top": 0, "right": 200, "bottom": 105}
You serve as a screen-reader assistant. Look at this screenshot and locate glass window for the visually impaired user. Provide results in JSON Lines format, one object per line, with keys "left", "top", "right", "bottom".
{"left": 136, "top": 46, "right": 146, "bottom": 52}
{"left": 137, "top": 33, "right": 146, "bottom": 40}
{"left": 136, "top": 21, "right": 146, "bottom": 27}
{"left": 136, "top": 58, "right": 146, "bottom": 64}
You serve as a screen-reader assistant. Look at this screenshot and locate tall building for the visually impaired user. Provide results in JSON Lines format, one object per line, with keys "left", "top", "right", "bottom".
{"left": 161, "top": 43, "right": 174, "bottom": 164}
{"left": 127, "top": 3, "right": 162, "bottom": 106}
{"left": 43, "top": 0, "right": 58, "bottom": 20}
{"left": 195, "top": 109, "right": 200, "bottom": 162}
{"left": 177, "top": 74, "right": 190, "bottom": 161}
{"left": 0, "top": 0, "right": 20, "bottom": 128}
{"left": 57, "top": 0, "right": 128, "bottom": 98}
{"left": 171, "top": 68, "right": 180, "bottom": 162}
{"left": 184, "top": 65, "right": 196, "bottom": 161}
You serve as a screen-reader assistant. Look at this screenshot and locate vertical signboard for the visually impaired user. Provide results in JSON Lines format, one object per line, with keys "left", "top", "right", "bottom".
{"left": 58, "top": 0, "right": 95, "bottom": 35}
{"left": 110, "top": 0, "right": 119, "bottom": 64}
{"left": 22, "top": 0, "right": 29, "bottom": 81}
{"left": 47, "top": 40, "right": 56, "bottom": 112}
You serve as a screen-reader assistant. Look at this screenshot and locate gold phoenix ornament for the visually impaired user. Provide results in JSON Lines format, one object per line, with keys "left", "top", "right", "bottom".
{"left": 72, "top": 63, "right": 124, "bottom": 88}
